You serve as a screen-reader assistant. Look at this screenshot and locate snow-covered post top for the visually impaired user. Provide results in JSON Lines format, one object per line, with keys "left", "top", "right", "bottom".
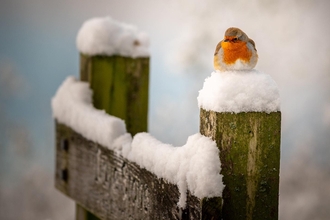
{"left": 77, "top": 17, "right": 150, "bottom": 58}
{"left": 198, "top": 70, "right": 281, "bottom": 220}
{"left": 76, "top": 16, "right": 150, "bottom": 136}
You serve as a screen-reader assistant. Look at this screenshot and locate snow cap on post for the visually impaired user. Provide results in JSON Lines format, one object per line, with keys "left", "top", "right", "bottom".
{"left": 76, "top": 16, "right": 150, "bottom": 58}
{"left": 198, "top": 70, "right": 280, "bottom": 113}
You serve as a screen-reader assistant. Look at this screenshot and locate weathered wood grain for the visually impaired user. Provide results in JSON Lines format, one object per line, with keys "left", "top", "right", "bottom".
{"left": 200, "top": 109, "right": 281, "bottom": 220}
{"left": 56, "top": 122, "right": 203, "bottom": 220}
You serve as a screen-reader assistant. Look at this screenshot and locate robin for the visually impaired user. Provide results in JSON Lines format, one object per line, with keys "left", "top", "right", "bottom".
{"left": 214, "top": 27, "right": 258, "bottom": 71}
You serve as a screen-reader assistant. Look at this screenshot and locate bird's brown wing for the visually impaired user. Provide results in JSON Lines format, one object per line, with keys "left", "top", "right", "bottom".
{"left": 214, "top": 41, "right": 222, "bottom": 56}
{"left": 248, "top": 38, "right": 257, "bottom": 51}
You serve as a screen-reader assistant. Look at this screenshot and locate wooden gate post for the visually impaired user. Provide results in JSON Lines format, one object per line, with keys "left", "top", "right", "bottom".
{"left": 80, "top": 54, "right": 149, "bottom": 136}
{"left": 200, "top": 110, "right": 281, "bottom": 220}
{"left": 76, "top": 53, "right": 149, "bottom": 219}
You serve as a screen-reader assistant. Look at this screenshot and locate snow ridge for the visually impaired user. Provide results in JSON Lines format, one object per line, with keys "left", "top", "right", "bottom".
{"left": 127, "top": 132, "right": 223, "bottom": 208}
{"left": 51, "top": 76, "right": 126, "bottom": 147}
{"left": 51, "top": 76, "right": 223, "bottom": 208}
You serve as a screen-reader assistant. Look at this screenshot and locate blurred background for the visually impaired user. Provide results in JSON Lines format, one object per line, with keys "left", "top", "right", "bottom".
{"left": 1, "top": 0, "right": 330, "bottom": 219}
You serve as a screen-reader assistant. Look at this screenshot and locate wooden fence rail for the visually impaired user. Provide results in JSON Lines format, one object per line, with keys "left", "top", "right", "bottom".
{"left": 54, "top": 38, "right": 281, "bottom": 220}
{"left": 56, "top": 54, "right": 223, "bottom": 220}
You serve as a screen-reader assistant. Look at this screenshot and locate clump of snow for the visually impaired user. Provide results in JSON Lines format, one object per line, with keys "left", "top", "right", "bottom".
{"left": 198, "top": 70, "right": 280, "bottom": 113}
{"left": 51, "top": 76, "right": 126, "bottom": 147}
{"left": 113, "top": 133, "right": 133, "bottom": 158}
{"left": 76, "top": 16, "right": 150, "bottom": 58}
{"left": 127, "top": 132, "right": 223, "bottom": 208}
{"left": 51, "top": 76, "right": 223, "bottom": 208}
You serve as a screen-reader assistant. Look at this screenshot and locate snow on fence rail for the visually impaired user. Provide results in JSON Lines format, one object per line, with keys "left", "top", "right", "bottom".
{"left": 52, "top": 17, "right": 281, "bottom": 220}
{"left": 52, "top": 76, "right": 223, "bottom": 208}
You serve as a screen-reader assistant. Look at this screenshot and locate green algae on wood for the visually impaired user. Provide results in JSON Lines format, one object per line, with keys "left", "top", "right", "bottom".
{"left": 200, "top": 109, "right": 281, "bottom": 220}
{"left": 80, "top": 54, "right": 149, "bottom": 136}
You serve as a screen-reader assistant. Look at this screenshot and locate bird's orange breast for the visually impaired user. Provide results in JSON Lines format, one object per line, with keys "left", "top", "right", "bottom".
{"left": 221, "top": 41, "right": 252, "bottom": 64}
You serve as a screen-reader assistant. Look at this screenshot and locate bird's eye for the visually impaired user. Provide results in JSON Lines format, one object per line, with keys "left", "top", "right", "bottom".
{"left": 233, "top": 38, "right": 238, "bottom": 41}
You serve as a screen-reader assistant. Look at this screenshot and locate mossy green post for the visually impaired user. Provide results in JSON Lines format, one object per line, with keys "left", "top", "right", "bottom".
{"left": 80, "top": 54, "right": 149, "bottom": 136}
{"left": 200, "top": 109, "right": 281, "bottom": 220}
{"left": 77, "top": 53, "right": 149, "bottom": 219}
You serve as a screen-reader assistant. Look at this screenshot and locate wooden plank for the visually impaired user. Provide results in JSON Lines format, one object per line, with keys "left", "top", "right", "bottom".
{"left": 55, "top": 122, "right": 202, "bottom": 220}
{"left": 200, "top": 109, "right": 281, "bottom": 220}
